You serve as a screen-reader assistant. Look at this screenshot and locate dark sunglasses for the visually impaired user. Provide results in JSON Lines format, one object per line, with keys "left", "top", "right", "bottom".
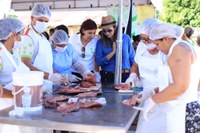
{"left": 81, "top": 47, "right": 85, "bottom": 58}
{"left": 81, "top": 53, "right": 85, "bottom": 58}
{"left": 102, "top": 29, "right": 113, "bottom": 33}
{"left": 81, "top": 47, "right": 85, "bottom": 52}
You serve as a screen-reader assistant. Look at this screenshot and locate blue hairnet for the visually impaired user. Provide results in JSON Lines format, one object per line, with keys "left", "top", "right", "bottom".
{"left": 31, "top": 4, "right": 51, "bottom": 19}
{"left": 139, "top": 18, "right": 161, "bottom": 35}
{"left": 52, "top": 30, "right": 69, "bottom": 45}
{"left": 149, "top": 23, "right": 184, "bottom": 40}
{"left": 0, "top": 18, "right": 24, "bottom": 41}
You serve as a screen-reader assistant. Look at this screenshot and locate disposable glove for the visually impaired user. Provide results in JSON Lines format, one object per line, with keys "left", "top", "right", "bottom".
{"left": 136, "top": 90, "right": 155, "bottom": 103}
{"left": 48, "top": 73, "right": 66, "bottom": 84}
{"left": 94, "top": 71, "right": 101, "bottom": 83}
{"left": 83, "top": 70, "right": 93, "bottom": 77}
{"left": 73, "top": 60, "right": 87, "bottom": 75}
{"left": 125, "top": 73, "right": 138, "bottom": 87}
{"left": 142, "top": 97, "right": 156, "bottom": 121}
{"left": 67, "top": 74, "right": 82, "bottom": 83}
{"left": 135, "top": 80, "right": 143, "bottom": 87}
{"left": 83, "top": 70, "right": 95, "bottom": 80}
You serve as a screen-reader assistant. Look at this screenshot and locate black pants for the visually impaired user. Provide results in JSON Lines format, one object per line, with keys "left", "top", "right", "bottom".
{"left": 100, "top": 71, "right": 130, "bottom": 84}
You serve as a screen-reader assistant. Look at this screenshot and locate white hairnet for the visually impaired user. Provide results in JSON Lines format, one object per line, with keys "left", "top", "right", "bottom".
{"left": 31, "top": 4, "right": 51, "bottom": 19}
{"left": 139, "top": 18, "right": 161, "bottom": 35}
{"left": 0, "top": 18, "right": 24, "bottom": 41}
{"left": 149, "top": 23, "right": 184, "bottom": 40}
{"left": 52, "top": 30, "right": 69, "bottom": 45}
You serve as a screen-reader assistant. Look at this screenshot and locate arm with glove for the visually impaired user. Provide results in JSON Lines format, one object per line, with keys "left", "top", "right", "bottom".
{"left": 125, "top": 62, "right": 139, "bottom": 87}
{"left": 48, "top": 73, "right": 67, "bottom": 84}
{"left": 63, "top": 74, "right": 82, "bottom": 86}
{"left": 73, "top": 60, "right": 96, "bottom": 82}
{"left": 73, "top": 60, "right": 92, "bottom": 76}
{"left": 125, "top": 73, "right": 138, "bottom": 87}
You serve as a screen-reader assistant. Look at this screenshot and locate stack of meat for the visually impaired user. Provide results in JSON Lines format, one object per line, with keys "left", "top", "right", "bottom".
{"left": 57, "top": 98, "right": 102, "bottom": 115}
{"left": 44, "top": 96, "right": 102, "bottom": 115}
{"left": 56, "top": 87, "right": 89, "bottom": 94}
{"left": 57, "top": 102, "right": 80, "bottom": 115}
{"left": 43, "top": 95, "right": 69, "bottom": 109}
{"left": 78, "top": 98, "right": 102, "bottom": 108}
{"left": 81, "top": 74, "right": 96, "bottom": 88}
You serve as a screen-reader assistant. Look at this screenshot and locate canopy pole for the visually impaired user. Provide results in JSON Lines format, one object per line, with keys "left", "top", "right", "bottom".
{"left": 114, "top": 0, "right": 123, "bottom": 85}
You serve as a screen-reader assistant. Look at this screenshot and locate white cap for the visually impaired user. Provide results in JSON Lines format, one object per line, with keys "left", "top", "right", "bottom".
{"left": 31, "top": 4, "right": 51, "bottom": 19}
{"left": 0, "top": 18, "right": 24, "bottom": 40}
{"left": 139, "top": 18, "right": 161, "bottom": 35}
{"left": 52, "top": 30, "right": 69, "bottom": 45}
{"left": 150, "top": 23, "right": 184, "bottom": 40}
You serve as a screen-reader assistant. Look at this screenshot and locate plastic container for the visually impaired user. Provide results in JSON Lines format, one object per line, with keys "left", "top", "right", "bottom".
{"left": 12, "top": 71, "right": 44, "bottom": 112}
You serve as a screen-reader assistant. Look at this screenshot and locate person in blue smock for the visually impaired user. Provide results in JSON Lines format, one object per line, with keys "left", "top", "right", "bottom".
{"left": 95, "top": 15, "right": 135, "bottom": 84}
{"left": 51, "top": 30, "right": 94, "bottom": 85}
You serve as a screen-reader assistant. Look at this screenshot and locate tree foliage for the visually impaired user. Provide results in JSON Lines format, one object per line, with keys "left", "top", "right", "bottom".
{"left": 159, "top": 0, "right": 200, "bottom": 27}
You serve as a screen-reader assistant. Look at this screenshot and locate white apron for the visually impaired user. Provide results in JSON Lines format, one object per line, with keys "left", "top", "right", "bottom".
{"left": 0, "top": 43, "right": 30, "bottom": 90}
{"left": 28, "top": 29, "right": 53, "bottom": 91}
{"left": 32, "top": 34, "right": 53, "bottom": 74}
{"left": 136, "top": 39, "right": 198, "bottom": 133}
{"left": 136, "top": 47, "right": 165, "bottom": 91}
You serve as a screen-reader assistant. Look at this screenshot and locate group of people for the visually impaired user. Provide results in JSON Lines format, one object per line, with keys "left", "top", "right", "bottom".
{"left": 124, "top": 19, "right": 200, "bottom": 132}
{"left": 0, "top": 3, "right": 200, "bottom": 133}
{"left": 0, "top": 3, "right": 136, "bottom": 96}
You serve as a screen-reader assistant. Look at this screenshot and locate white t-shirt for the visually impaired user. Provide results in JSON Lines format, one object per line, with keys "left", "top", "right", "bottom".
{"left": 69, "top": 34, "right": 98, "bottom": 72}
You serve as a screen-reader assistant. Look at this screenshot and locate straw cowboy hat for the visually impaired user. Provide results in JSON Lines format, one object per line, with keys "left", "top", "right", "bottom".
{"left": 99, "top": 15, "right": 116, "bottom": 29}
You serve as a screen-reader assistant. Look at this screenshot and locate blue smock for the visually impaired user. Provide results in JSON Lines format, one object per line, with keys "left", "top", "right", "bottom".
{"left": 52, "top": 44, "right": 79, "bottom": 75}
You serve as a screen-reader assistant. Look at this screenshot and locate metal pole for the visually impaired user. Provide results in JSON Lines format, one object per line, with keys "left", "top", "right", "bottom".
{"left": 114, "top": 0, "right": 123, "bottom": 85}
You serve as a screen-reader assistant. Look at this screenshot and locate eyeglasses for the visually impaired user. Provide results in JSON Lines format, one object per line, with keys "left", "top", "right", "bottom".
{"left": 16, "top": 30, "right": 24, "bottom": 36}
{"left": 102, "top": 29, "right": 113, "bottom": 34}
{"left": 81, "top": 47, "right": 85, "bottom": 58}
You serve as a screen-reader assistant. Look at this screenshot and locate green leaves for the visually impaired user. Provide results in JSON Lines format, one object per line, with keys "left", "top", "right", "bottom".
{"left": 159, "top": 0, "right": 200, "bottom": 27}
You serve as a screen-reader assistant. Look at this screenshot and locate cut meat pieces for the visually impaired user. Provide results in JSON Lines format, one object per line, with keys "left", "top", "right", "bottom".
{"left": 57, "top": 102, "right": 80, "bottom": 115}
{"left": 79, "top": 98, "right": 102, "bottom": 108}
{"left": 114, "top": 84, "right": 130, "bottom": 90}
{"left": 81, "top": 81, "right": 94, "bottom": 88}
{"left": 56, "top": 87, "right": 89, "bottom": 94}
{"left": 81, "top": 74, "right": 96, "bottom": 88}
{"left": 75, "top": 92, "right": 98, "bottom": 98}
{"left": 122, "top": 95, "right": 139, "bottom": 106}
{"left": 80, "top": 101, "right": 102, "bottom": 108}
{"left": 82, "top": 74, "right": 96, "bottom": 84}
{"left": 43, "top": 95, "right": 69, "bottom": 109}
{"left": 44, "top": 95, "right": 69, "bottom": 102}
